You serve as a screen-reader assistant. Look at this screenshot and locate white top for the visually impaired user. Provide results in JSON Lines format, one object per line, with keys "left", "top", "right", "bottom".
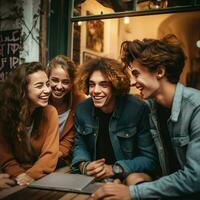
{"left": 58, "top": 109, "right": 70, "bottom": 138}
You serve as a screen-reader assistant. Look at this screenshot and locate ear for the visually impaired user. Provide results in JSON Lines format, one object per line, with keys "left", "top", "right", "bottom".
{"left": 156, "top": 65, "right": 165, "bottom": 79}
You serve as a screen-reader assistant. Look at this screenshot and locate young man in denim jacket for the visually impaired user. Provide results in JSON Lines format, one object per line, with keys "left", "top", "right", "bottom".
{"left": 71, "top": 57, "right": 157, "bottom": 184}
{"left": 92, "top": 35, "right": 200, "bottom": 200}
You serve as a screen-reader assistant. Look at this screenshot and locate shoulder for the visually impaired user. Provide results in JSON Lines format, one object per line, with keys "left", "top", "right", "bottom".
{"left": 122, "top": 94, "right": 147, "bottom": 108}
{"left": 76, "top": 97, "right": 93, "bottom": 112}
{"left": 183, "top": 86, "right": 200, "bottom": 107}
{"left": 42, "top": 105, "right": 58, "bottom": 116}
{"left": 117, "top": 95, "right": 149, "bottom": 115}
{"left": 73, "top": 93, "right": 87, "bottom": 105}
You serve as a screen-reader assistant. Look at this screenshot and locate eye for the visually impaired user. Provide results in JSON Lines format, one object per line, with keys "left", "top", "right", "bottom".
{"left": 89, "top": 82, "right": 95, "bottom": 87}
{"left": 62, "top": 80, "right": 71, "bottom": 85}
{"left": 132, "top": 70, "right": 139, "bottom": 78}
{"left": 50, "top": 78, "right": 59, "bottom": 83}
{"left": 35, "top": 84, "right": 43, "bottom": 89}
{"left": 100, "top": 82, "right": 109, "bottom": 88}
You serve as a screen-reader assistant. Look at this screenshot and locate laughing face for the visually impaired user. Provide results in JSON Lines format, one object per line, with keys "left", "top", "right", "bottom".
{"left": 127, "top": 60, "right": 160, "bottom": 99}
{"left": 27, "top": 70, "right": 51, "bottom": 112}
{"left": 49, "top": 65, "right": 72, "bottom": 101}
{"left": 89, "top": 70, "right": 115, "bottom": 113}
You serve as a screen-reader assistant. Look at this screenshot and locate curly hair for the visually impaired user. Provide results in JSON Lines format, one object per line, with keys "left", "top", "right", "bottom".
{"left": 75, "top": 57, "right": 130, "bottom": 96}
{"left": 120, "top": 34, "right": 186, "bottom": 84}
{"left": 0, "top": 62, "right": 46, "bottom": 138}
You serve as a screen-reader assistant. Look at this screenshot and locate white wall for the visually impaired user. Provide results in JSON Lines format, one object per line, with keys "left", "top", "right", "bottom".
{"left": 0, "top": 0, "right": 40, "bottom": 63}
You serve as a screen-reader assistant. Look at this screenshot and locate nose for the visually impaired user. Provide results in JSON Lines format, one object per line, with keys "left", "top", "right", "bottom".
{"left": 94, "top": 85, "right": 101, "bottom": 94}
{"left": 44, "top": 85, "right": 51, "bottom": 94}
{"left": 56, "top": 81, "right": 62, "bottom": 89}
{"left": 129, "top": 76, "right": 137, "bottom": 87}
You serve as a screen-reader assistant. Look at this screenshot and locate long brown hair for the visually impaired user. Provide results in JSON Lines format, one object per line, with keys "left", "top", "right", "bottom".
{"left": 0, "top": 62, "right": 47, "bottom": 138}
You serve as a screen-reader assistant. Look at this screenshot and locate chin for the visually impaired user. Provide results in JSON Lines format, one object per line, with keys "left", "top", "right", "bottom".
{"left": 93, "top": 102, "right": 104, "bottom": 108}
{"left": 39, "top": 102, "right": 48, "bottom": 107}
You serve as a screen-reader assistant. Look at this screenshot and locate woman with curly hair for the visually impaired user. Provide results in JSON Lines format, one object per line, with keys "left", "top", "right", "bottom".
{"left": 48, "top": 55, "right": 85, "bottom": 168}
{"left": 0, "top": 62, "right": 59, "bottom": 186}
{"left": 71, "top": 57, "right": 157, "bottom": 183}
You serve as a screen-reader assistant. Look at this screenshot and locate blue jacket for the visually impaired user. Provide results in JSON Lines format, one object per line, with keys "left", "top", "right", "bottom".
{"left": 130, "top": 83, "right": 200, "bottom": 199}
{"left": 71, "top": 94, "right": 157, "bottom": 176}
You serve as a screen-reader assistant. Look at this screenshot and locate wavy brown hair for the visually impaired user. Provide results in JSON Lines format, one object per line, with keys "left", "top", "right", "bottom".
{"left": 0, "top": 62, "right": 47, "bottom": 138}
{"left": 120, "top": 34, "right": 186, "bottom": 84}
{"left": 75, "top": 57, "right": 130, "bottom": 96}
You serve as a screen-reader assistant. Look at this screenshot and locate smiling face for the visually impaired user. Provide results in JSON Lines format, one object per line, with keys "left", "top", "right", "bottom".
{"left": 89, "top": 70, "right": 115, "bottom": 113}
{"left": 49, "top": 65, "right": 72, "bottom": 101}
{"left": 127, "top": 60, "right": 160, "bottom": 99}
{"left": 27, "top": 70, "right": 51, "bottom": 112}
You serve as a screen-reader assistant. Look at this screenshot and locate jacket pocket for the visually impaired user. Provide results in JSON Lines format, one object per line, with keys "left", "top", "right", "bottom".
{"left": 116, "top": 127, "right": 137, "bottom": 156}
{"left": 80, "top": 126, "right": 94, "bottom": 136}
{"left": 172, "top": 135, "right": 190, "bottom": 147}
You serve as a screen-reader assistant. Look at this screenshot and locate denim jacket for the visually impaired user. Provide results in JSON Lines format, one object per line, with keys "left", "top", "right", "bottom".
{"left": 130, "top": 83, "right": 200, "bottom": 200}
{"left": 71, "top": 95, "right": 157, "bottom": 176}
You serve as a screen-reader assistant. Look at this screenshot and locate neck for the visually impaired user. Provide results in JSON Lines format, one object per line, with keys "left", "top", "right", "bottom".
{"left": 50, "top": 97, "right": 69, "bottom": 114}
{"left": 155, "top": 80, "right": 177, "bottom": 109}
{"left": 100, "top": 98, "right": 116, "bottom": 114}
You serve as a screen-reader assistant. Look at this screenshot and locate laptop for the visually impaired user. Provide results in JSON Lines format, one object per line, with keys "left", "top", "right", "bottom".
{"left": 28, "top": 172, "right": 101, "bottom": 194}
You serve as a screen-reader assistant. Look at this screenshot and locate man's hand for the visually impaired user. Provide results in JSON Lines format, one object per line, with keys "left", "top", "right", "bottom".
{"left": 86, "top": 159, "right": 106, "bottom": 178}
{"left": 16, "top": 173, "right": 34, "bottom": 186}
{"left": 97, "top": 164, "right": 114, "bottom": 180}
{"left": 0, "top": 173, "right": 16, "bottom": 189}
{"left": 91, "top": 182, "right": 131, "bottom": 200}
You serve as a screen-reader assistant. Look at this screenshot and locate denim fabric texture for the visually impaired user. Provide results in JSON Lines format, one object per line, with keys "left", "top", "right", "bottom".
{"left": 130, "top": 83, "right": 200, "bottom": 200}
{"left": 71, "top": 94, "right": 158, "bottom": 176}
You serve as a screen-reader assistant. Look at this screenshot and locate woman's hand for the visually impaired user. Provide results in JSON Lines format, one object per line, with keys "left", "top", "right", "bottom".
{"left": 0, "top": 173, "right": 16, "bottom": 189}
{"left": 16, "top": 173, "right": 34, "bottom": 186}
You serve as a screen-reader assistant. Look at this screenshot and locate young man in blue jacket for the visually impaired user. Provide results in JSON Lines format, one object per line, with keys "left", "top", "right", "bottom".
{"left": 72, "top": 57, "right": 157, "bottom": 184}
{"left": 92, "top": 35, "right": 200, "bottom": 200}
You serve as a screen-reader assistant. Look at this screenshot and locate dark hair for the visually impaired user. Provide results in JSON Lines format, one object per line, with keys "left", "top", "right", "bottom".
{"left": 75, "top": 57, "right": 130, "bottom": 95}
{"left": 120, "top": 34, "right": 186, "bottom": 83}
{"left": 0, "top": 62, "right": 46, "bottom": 138}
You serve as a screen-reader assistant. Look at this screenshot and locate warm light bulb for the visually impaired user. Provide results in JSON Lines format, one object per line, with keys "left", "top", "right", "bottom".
{"left": 77, "top": 21, "right": 82, "bottom": 26}
{"left": 196, "top": 40, "right": 200, "bottom": 48}
{"left": 124, "top": 17, "right": 130, "bottom": 24}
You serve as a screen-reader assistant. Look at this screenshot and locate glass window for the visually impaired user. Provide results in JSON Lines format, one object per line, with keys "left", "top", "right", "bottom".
{"left": 72, "top": 11, "right": 200, "bottom": 92}
{"left": 73, "top": 0, "right": 195, "bottom": 17}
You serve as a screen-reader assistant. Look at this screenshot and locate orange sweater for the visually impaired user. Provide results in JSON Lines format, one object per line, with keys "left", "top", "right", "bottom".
{"left": 0, "top": 105, "right": 59, "bottom": 180}
{"left": 59, "top": 93, "right": 85, "bottom": 160}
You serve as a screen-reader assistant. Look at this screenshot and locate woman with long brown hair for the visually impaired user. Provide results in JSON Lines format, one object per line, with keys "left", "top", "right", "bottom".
{"left": 0, "top": 62, "right": 59, "bottom": 186}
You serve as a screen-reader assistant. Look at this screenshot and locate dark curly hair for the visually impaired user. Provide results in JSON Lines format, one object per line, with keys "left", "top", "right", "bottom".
{"left": 0, "top": 62, "right": 47, "bottom": 138}
{"left": 75, "top": 57, "right": 130, "bottom": 96}
{"left": 120, "top": 34, "right": 186, "bottom": 84}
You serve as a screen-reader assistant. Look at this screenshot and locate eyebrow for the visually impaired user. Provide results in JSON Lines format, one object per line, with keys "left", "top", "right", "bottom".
{"left": 34, "top": 80, "right": 48, "bottom": 86}
{"left": 89, "top": 80, "right": 109, "bottom": 84}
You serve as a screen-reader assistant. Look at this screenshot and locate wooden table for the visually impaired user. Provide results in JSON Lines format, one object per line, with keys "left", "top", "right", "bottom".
{"left": 0, "top": 185, "right": 91, "bottom": 200}
{"left": 0, "top": 168, "right": 92, "bottom": 200}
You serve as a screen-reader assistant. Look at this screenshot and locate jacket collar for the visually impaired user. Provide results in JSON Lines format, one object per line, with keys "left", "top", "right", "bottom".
{"left": 145, "top": 83, "right": 184, "bottom": 122}
{"left": 170, "top": 83, "right": 184, "bottom": 122}
{"left": 92, "top": 96, "right": 121, "bottom": 119}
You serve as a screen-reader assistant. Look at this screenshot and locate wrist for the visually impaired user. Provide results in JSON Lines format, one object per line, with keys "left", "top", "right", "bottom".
{"left": 112, "top": 163, "right": 124, "bottom": 179}
{"left": 79, "top": 161, "right": 90, "bottom": 175}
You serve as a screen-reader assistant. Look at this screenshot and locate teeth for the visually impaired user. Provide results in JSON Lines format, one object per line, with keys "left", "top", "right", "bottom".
{"left": 94, "top": 96, "right": 104, "bottom": 100}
